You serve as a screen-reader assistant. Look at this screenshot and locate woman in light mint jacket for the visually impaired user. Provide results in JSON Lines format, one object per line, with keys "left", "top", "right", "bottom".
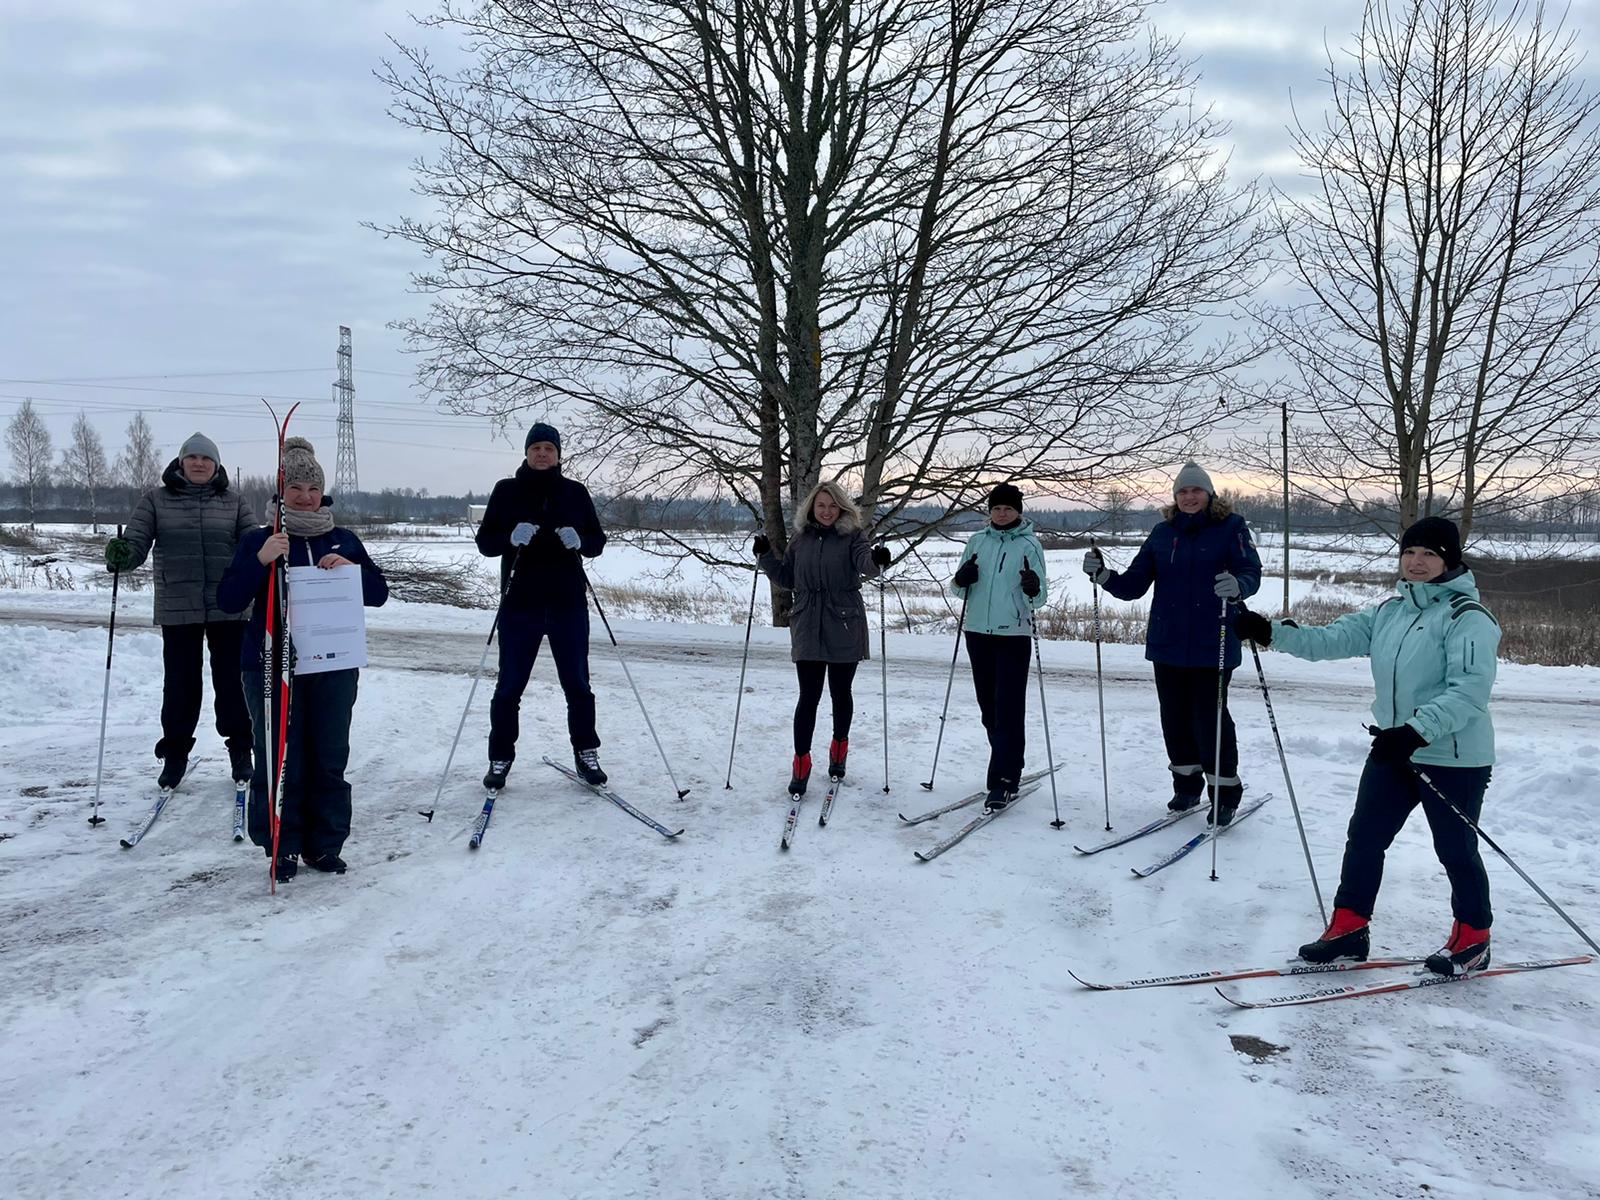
{"left": 949, "top": 483, "right": 1048, "bottom": 811}
{"left": 1235, "top": 517, "right": 1500, "bottom": 977}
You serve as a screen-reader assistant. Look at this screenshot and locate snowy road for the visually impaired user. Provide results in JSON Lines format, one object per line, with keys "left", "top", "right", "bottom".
{"left": 3, "top": 601, "right": 1599, "bottom": 1200}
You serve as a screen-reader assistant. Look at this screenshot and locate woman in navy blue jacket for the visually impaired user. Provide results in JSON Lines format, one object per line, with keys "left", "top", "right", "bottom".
{"left": 218, "top": 437, "right": 388, "bottom": 880}
{"left": 1083, "top": 463, "right": 1262, "bottom": 822}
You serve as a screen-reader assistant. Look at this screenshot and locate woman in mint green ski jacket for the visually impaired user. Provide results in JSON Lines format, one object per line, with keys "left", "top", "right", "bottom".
{"left": 1235, "top": 517, "right": 1500, "bottom": 978}
{"left": 949, "top": 483, "right": 1049, "bottom": 811}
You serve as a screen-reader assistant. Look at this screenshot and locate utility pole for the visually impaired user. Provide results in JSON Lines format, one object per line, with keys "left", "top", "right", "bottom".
{"left": 1281, "top": 401, "right": 1290, "bottom": 616}
{"left": 334, "top": 325, "right": 359, "bottom": 505}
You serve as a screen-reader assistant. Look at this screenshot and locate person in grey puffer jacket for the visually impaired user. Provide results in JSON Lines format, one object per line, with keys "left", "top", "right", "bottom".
{"left": 755, "top": 480, "right": 891, "bottom": 795}
{"left": 104, "top": 432, "right": 256, "bottom": 789}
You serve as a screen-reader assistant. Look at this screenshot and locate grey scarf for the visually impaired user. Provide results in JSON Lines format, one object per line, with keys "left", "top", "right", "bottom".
{"left": 281, "top": 506, "right": 335, "bottom": 539}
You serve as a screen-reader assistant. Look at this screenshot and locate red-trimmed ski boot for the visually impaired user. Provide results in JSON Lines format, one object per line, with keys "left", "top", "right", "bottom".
{"left": 1297, "top": 907, "right": 1371, "bottom": 963}
{"left": 788, "top": 754, "right": 812, "bottom": 796}
{"left": 828, "top": 738, "right": 848, "bottom": 781}
{"left": 1424, "top": 921, "right": 1491, "bottom": 976}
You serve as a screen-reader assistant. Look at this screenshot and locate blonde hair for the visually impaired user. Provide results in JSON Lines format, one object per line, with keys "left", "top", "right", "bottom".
{"left": 794, "top": 479, "right": 862, "bottom": 536}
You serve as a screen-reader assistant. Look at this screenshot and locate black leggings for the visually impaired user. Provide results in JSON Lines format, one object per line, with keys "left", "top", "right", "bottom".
{"left": 794, "top": 660, "right": 858, "bottom": 754}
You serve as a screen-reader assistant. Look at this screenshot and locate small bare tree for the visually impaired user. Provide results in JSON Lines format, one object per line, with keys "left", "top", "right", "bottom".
{"left": 116, "top": 411, "right": 162, "bottom": 494}
{"left": 5, "top": 399, "right": 53, "bottom": 528}
{"left": 58, "top": 412, "right": 111, "bottom": 532}
{"left": 380, "top": 0, "right": 1263, "bottom": 621}
{"left": 1269, "top": 0, "right": 1600, "bottom": 541}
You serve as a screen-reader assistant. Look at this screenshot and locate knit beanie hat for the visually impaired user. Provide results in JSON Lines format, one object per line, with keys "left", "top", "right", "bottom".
{"left": 282, "top": 436, "right": 325, "bottom": 491}
{"left": 525, "top": 422, "right": 562, "bottom": 453}
{"left": 1399, "top": 516, "right": 1463, "bottom": 570}
{"left": 987, "top": 482, "right": 1024, "bottom": 511}
{"left": 180, "top": 432, "right": 220, "bottom": 463}
{"left": 1173, "top": 461, "right": 1215, "bottom": 496}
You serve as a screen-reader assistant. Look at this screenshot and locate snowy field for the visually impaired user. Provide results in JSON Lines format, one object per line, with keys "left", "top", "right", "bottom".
{"left": 3, "top": 581, "right": 1600, "bottom": 1199}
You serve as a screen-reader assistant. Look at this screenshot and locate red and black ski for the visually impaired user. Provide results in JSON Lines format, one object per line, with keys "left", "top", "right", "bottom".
{"left": 261, "top": 399, "right": 300, "bottom": 893}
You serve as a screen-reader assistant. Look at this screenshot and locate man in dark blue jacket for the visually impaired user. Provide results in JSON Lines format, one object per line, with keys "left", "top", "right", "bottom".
{"left": 218, "top": 437, "right": 387, "bottom": 879}
{"left": 475, "top": 423, "right": 607, "bottom": 790}
{"left": 1083, "top": 462, "right": 1262, "bottom": 822}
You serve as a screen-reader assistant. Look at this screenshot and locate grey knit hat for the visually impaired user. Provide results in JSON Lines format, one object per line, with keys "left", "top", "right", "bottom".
{"left": 1173, "top": 461, "right": 1215, "bottom": 497}
{"left": 180, "top": 432, "right": 220, "bottom": 463}
{"left": 282, "top": 436, "right": 325, "bottom": 491}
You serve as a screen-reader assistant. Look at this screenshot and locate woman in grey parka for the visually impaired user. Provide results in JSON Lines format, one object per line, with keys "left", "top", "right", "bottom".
{"left": 754, "top": 481, "right": 891, "bottom": 795}
{"left": 104, "top": 432, "right": 256, "bottom": 789}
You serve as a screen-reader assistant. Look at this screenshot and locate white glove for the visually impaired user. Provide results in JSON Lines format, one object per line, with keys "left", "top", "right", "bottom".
{"left": 1213, "top": 572, "right": 1241, "bottom": 600}
{"left": 556, "top": 526, "right": 582, "bottom": 551}
{"left": 1082, "top": 548, "right": 1110, "bottom": 586}
{"left": 510, "top": 523, "right": 538, "bottom": 547}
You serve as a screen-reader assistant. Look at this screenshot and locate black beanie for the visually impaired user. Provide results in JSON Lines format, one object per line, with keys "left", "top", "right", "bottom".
{"left": 525, "top": 422, "right": 562, "bottom": 453}
{"left": 987, "top": 482, "right": 1024, "bottom": 512}
{"left": 1399, "top": 516, "right": 1462, "bottom": 570}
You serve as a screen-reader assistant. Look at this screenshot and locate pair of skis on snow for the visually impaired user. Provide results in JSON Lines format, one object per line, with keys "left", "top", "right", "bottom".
{"left": 118, "top": 776, "right": 250, "bottom": 850}
{"left": 1071, "top": 792, "right": 1274, "bottom": 877}
{"left": 779, "top": 774, "right": 845, "bottom": 851}
{"left": 1070, "top": 953, "right": 1594, "bottom": 1008}
{"left": 467, "top": 756, "right": 684, "bottom": 850}
{"left": 897, "top": 764, "right": 1062, "bottom": 862}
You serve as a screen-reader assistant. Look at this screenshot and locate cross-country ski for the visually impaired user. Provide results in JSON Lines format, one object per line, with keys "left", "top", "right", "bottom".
{"left": 1130, "top": 793, "right": 1273, "bottom": 877}
{"left": 1069, "top": 956, "right": 1425, "bottom": 991}
{"left": 542, "top": 756, "right": 683, "bottom": 840}
{"left": 468, "top": 790, "right": 498, "bottom": 850}
{"left": 119, "top": 785, "right": 178, "bottom": 850}
{"left": 1072, "top": 803, "right": 1207, "bottom": 855}
{"left": 1215, "top": 956, "right": 1594, "bottom": 1008}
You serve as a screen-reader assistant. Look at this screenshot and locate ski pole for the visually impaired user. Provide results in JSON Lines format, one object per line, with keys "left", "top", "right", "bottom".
{"left": 423, "top": 545, "right": 524, "bottom": 820}
{"left": 1249, "top": 638, "right": 1325, "bottom": 926}
{"left": 1209, "top": 594, "right": 1228, "bottom": 882}
{"left": 1414, "top": 767, "right": 1600, "bottom": 957}
{"left": 724, "top": 553, "right": 761, "bottom": 789}
{"left": 88, "top": 524, "right": 123, "bottom": 827}
{"left": 879, "top": 577, "right": 890, "bottom": 794}
{"left": 1024, "top": 556, "right": 1063, "bottom": 829}
{"left": 578, "top": 556, "right": 690, "bottom": 799}
{"left": 921, "top": 562, "right": 972, "bottom": 791}
{"left": 1090, "top": 538, "right": 1111, "bottom": 832}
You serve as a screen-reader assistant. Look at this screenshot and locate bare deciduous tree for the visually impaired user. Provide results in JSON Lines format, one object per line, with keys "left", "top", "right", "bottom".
{"left": 5, "top": 399, "right": 53, "bottom": 528}
{"left": 380, "top": 0, "right": 1262, "bottom": 621}
{"left": 116, "top": 411, "right": 161, "bottom": 494}
{"left": 58, "top": 412, "right": 111, "bottom": 532}
{"left": 1269, "top": 0, "right": 1600, "bottom": 541}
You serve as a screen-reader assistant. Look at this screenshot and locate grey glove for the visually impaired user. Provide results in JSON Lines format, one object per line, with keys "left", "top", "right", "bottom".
{"left": 1082, "top": 548, "right": 1110, "bottom": 586}
{"left": 556, "top": 526, "right": 582, "bottom": 551}
{"left": 1213, "top": 572, "right": 1241, "bottom": 600}
{"left": 510, "top": 523, "right": 538, "bottom": 547}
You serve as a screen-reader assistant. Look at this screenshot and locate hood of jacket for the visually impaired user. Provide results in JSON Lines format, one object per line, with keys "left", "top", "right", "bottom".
{"left": 1395, "top": 565, "right": 1478, "bottom": 611}
{"left": 1160, "top": 495, "right": 1233, "bottom": 525}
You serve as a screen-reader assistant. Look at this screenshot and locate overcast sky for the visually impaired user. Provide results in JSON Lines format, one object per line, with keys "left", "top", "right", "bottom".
{"left": 3, "top": 0, "right": 1596, "bottom": 498}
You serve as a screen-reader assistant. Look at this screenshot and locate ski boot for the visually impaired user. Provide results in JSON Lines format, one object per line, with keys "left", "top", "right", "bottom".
{"left": 303, "top": 852, "right": 348, "bottom": 875}
{"left": 574, "top": 748, "right": 608, "bottom": 787}
{"left": 272, "top": 853, "right": 299, "bottom": 882}
{"left": 1206, "top": 783, "right": 1244, "bottom": 827}
{"left": 788, "top": 754, "right": 812, "bottom": 796}
{"left": 984, "top": 783, "right": 1018, "bottom": 812}
{"left": 1424, "top": 921, "right": 1491, "bottom": 976}
{"left": 828, "top": 738, "right": 848, "bottom": 781}
{"left": 1167, "top": 792, "right": 1202, "bottom": 814}
{"left": 483, "top": 760, "right": 511, "bottom": 791}
{"left": 227, "top": 740, "right": 254, "bottom": 785}
{"left": 1297, "top": 907, "right": 1370, "bottom": 963}
{"left": 154, "top": 737, "right": 194, "bottom": 790}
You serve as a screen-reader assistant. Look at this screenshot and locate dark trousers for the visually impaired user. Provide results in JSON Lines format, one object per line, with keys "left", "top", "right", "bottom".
{"left": 159, "top": 622, "right": 251, "bottom": 757}
{"left": 1334, "top": 758, "right": 1493, "bottom": 928}
{"left": 489, "top": 605, "right": 598, "bottom": 762}
{"left": 965, "top": 632, "right": 1032, "bottom": 790}
{"left": 793, "top": 660, "right": 858, "bottom": 754}
{"left": 243, "top": 667, "right": 359, "bottom": 860}
{"left": 1153, "top": 663, "right": 1238, "bottom": 799}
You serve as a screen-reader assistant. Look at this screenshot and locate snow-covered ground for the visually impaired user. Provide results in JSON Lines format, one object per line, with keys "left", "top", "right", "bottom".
{"left": 3, "top": 585, "right": 1599, "bottom": 1199}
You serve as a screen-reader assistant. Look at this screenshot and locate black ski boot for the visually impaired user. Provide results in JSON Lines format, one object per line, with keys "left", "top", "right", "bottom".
{"left": 1297, "top": 908, "right": 1370, "bottom": 963}
{"left": 227, "top": 740, "right": 254, "bottom": 784}
{"left": 483, "top": 760, "right": 511, "bottom": 791}
{"left": 154, "top": 737, "right": 194, "bottom": 790}
{"left": 1167, "top": 792, "right": 1202, "bottom": 813}
{"left": 273, "top": 854, "right": 299, "bottom": 882}
{"left": 1424, "top": 921, "right": 1491, "bottom": 976}
{"left": 828, "top": 738, "right": 848, "bottom": 781}
{"left": 984, "top": 784, "right": 1018, "bottom": 813}
{"left": 788, "top": 753, "right": 812, "bottom": 796}
{"left": 574, "top": 748, "right": 608, "bottom": 787}
{"left": 304, "top": 852, "right": 348, "bottom": 875}
{"left": 1206, "top": 783, "right": 1244, "bottom": 827}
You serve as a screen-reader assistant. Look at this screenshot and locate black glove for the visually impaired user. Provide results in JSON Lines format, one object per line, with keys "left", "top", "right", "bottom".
{"left": 953, "top": 557, "right": 979, "bottom": 588}
{"left": 1019, "top": 563, "right": 1041, "bottom": 599}
{"left": 1368, "top": 724, "right": 1427, "bottom": 763}
{"left": 1234, "top": 607, "right": 1273, "bottom": 646}
{"left": 870, "top": 543, "right": 891, "bottom": 568}
{"left": 753, "top": 533, "right": 771, "bottom": 556}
